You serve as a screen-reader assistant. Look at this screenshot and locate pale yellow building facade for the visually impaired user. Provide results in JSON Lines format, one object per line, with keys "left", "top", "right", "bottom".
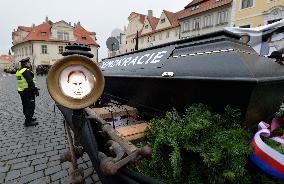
{"left": 233, "top": 0, "right": 284, "bottom": 27}
{"left": 139, "top": 10, "right": 180, "bottom": 50}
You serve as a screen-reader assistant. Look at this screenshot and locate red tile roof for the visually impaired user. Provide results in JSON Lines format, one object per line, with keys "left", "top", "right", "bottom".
{"left": 148, "top": 16, "right": 159, "bottom": 30}
{"left": 13, "top": 22, "right": 98, "bottom": 46}
{"left": 178, "top": 0, "right": 232, "bottom": 20}
{"left": 141, "top": 10, "right": 180, "bottom": 36}
{"left": 0, "top": 55, "right": 15, "bottom": 62}
{"left": 88, "top": 31, "right": 96, "bottom": 35}
{"left": 185, "top": 0, "right": 206, "bottom": 8}
{"left": 22, "top": 23, "right": 51, "bottom": 42}
{"left": 164, "top": 10, "right": 180, "bottom": 27}
{"left": 73, "top": 25, "right": 98, "bottom": 46}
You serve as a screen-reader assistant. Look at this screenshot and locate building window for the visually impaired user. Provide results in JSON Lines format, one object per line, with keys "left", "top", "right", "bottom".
{"left": 161, "top": 18, "right": 165, "bottom": 23}
{"left": 217, "top": 11, "right": 228, "bottom": 24}
{"left": 175, "top": 29, "right": 179, "bottom": 37}
{"left": 145, "top": 25, "right": 148, "bottom": 29}
{"left": 57, "top": 32, "right": 63, "bottom": 40}
{"left": 159, "top": 33, "right": 163, "bottom": 40}
{"left": 29, "top": 46, "right": 32, "bottom": 55}
{"left": 64, "top": 33, "right": 69, "bottom": 40}
{"left": 241, "top": 0, "right": 253, "bottom": 9}
{"left": 25, "top": 47, "right": 28, "bottom": 56}
{"left": 204, "top": 15, "right": 213, "bottom": 27}
{"left": 166, "top": 31, "right": 170, "bottom": 38}
{"left": 22, "top": 48, "right": 24, "bottom": 57}
{"left": 153, "top": 36, "right": 155, "bottom": 41}
{"left": 58, "top": 46, "right": 64, "bottom": 54}
{"left": 147, "top": 37, "right": 150, "bottom": 42}
{"left": 41, "top": 45, "right": 47, "bottom": 54}
{"left": 193, "top": 18, "right": 200, "bottom": 30}
{"left": 183, "top": 20, "right": 190, "bottom": 32}
{"left": 239, "top": 24, "right": 251, "bottom": 28}
{"left": 57, "top": 32, "right": 69, "bottom": 40}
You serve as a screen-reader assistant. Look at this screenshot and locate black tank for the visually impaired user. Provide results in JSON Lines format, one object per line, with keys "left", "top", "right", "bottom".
{"left": 100, "top": 31, "right": 284, "bottom": 128}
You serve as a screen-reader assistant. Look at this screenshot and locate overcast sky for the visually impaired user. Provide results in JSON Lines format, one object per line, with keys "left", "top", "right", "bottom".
{"left": 0, "top": 0, "right": 191, "bottom": 60}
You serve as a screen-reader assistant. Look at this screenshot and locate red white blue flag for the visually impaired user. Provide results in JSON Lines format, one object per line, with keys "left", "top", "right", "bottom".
{"left": 250, "top": 119, "right": 284, "bottom": 179}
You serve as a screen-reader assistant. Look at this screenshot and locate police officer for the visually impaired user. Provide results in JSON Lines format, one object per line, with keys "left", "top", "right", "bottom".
{"left": 16, "top": 57, "right": 39, "bottom": 127}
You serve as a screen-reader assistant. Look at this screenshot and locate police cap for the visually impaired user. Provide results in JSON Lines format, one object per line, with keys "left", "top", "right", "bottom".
{"left": 19, "top": 57, "right": 31, "bottom": 64}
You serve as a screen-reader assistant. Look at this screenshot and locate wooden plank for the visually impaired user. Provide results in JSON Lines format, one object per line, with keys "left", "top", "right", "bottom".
{"left": 90, "top": 105, "right": 138, "bottom": 119}
{"left": 116, "top": 122, "right": 149, "bottom": 141}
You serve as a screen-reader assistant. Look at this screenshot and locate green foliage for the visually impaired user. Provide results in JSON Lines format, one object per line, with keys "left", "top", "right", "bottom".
{"left": 133, "top": 104, "right": 283, "bottom": 184}
{"left": 275, "top": 102, "right": 284, "bottom": 117}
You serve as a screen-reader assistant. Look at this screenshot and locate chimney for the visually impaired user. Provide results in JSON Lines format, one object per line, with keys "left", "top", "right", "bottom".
{"left": 32, "top": 24, "right": 35, "bottom": 28}
{"left": 45, "top": 16, "right": 49, "bottom": 23}
{"left": 77, "top": 21, "right": 81, "bottom": 26}
{"left": 148, "top": 10, "right": 153, "bottom": 18}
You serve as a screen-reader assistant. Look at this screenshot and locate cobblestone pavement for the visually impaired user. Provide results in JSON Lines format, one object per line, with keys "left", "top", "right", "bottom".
{"left": 0, "top": 71, "right": 101, "bottom": 184}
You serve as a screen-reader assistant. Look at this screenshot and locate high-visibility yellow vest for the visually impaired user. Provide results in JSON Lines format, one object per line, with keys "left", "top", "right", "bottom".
{"left": 16, "top": 68, "right": 36, "bottom": 91}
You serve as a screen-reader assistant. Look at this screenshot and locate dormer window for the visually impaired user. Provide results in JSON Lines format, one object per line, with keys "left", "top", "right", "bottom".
{"left": 41, "top": 32, "right": 47, "bottom": 36}
{"left": 161, "top": 18, "right": 165, "bottom": 23}
{"left": 57, "top": 32, "right": 69, "bottom": 40}
{"left": 145, "top": 25, "right": 149, "bottom": 29}
{"left": 82, "top": 36, "right": 87, "bottom": 40}
{"left": 63, "top": 33, "right": 69, "bottom": 40}
{"left": 192, "top": 5, "right": 199, "bottom": 10}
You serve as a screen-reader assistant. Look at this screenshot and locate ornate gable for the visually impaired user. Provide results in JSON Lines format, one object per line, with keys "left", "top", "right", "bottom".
{"left": 141, "top": 18, "right": 153, "bottom": 35}
{"left": 155, "top": 11, "right": 172, "bottom": 30}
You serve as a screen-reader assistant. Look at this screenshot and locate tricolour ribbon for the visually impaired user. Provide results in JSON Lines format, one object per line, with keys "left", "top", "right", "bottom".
{"left": 250, "top": 120, "right": 284, "bottom": 179}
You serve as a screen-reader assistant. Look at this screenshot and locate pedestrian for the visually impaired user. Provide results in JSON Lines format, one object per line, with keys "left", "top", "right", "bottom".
{"left": 16, "top": 57, "right": 39, "bottom": 127}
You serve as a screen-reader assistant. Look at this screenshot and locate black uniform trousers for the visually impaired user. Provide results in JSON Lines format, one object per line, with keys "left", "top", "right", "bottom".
{"left": 19, "top": 90, "right": 35, "bottom": 122}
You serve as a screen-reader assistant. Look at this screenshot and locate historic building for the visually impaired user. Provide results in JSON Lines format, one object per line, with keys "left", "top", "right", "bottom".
{"left": 179, "top": 0, "right": 233, "bottom": 39}
{"left": 122, "top": 12, "right": 146, "bottom": 54}
{"left": 0, "top": 55, "right": 15, "bottom": 69}
{"left": 11, "top": 17, "right": 99, "bottom": 67}
{"left": 233, "top": 0, "right": 284, "bottom": 27}
{"left": 116, "top": 10, "right": 181, "bottom": 53}
{"left": 139, "top": 10, "right": 180, "bottom": 49}
{"left": 112, "top": 0, "right": 234, "bottom": 55}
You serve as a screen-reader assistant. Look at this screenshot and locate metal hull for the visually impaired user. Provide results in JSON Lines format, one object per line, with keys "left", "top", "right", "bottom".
{"left": 101, "top": 31, "right": 284, "bottom": 128}
{"left": 103, "top": 76, "right": 284, "bottom": 128}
